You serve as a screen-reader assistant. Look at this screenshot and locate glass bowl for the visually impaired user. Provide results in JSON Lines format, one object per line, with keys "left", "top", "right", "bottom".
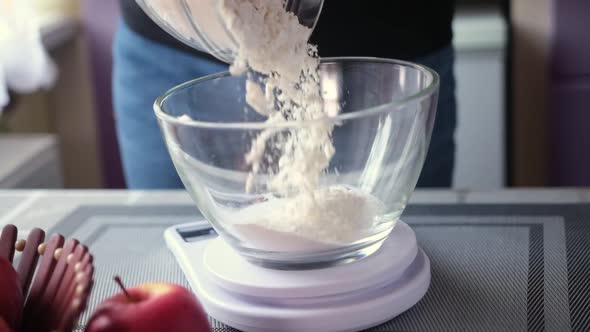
{"left": 155, "top": 58, "right": 439, "bottom": 269}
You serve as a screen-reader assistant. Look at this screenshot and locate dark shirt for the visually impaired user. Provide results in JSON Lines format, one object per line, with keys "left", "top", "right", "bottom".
{"left": 120, "top": 0, "right": 454, "bottom": 62}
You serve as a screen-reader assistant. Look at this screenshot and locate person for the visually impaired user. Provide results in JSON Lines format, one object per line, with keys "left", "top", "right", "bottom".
{"left": 114, "top": 0, "right": 456, "bottom": 189}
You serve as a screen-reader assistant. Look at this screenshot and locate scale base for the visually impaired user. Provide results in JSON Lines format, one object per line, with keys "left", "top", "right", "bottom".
{"left": 165, "top": 221, "right": 430, "bottom": 332}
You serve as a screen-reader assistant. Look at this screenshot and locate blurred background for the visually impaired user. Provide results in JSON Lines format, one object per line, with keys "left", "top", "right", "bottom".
{"left": 0, "top": 0, "right": 588, "bottom": 190}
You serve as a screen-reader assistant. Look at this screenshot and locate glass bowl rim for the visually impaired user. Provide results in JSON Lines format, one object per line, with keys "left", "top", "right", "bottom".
{"left": 153, "top": 56, "right": 440, "bottom": 130}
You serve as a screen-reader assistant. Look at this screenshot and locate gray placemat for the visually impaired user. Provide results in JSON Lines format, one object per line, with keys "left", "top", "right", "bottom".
{"left": 49, "top": 204, "right": 590, "bottom": 332}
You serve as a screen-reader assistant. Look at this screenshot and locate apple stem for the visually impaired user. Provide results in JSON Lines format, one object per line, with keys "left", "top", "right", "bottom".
{"left": 114, "top": 275, "right": 134, "bottom": 302}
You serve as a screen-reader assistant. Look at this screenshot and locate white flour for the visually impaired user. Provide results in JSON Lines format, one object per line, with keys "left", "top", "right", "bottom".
{"left": 172, "top": 0, "right": 384, "bottom": 251}
{"left": 230, "top": 186, "right": 384, "bottom": 251}
{"left": 220, "top": 0, "right": 333, "bottom": 196}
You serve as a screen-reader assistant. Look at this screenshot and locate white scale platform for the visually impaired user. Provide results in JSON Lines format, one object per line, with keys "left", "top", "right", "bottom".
{"left": 165, "top": 221, "right": 431, "bottom": 332}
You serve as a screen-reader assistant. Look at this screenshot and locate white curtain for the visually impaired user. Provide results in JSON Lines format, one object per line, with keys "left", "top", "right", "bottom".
{"left": 0, "top": 0, "right": 57, "bottom": 112}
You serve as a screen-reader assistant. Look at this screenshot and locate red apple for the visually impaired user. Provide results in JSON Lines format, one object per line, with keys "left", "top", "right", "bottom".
{"left": 0, "top": 317, "right": 13, "bottom": 332}
{"left": 85, "top": 277, "right": 211, "bottom": 332}
{"left": 0, "top": 257, "right": 23, "bottom": 331}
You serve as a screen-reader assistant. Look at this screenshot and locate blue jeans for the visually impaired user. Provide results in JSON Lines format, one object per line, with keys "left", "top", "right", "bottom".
{"left": 113, "top": 21, "right": 456, "bottom": 189}
{"left": 414, "top": 46, "right": 457, "bottom": 187}
{"left": 113, "top": 21, "right": 226, "bottom": 189}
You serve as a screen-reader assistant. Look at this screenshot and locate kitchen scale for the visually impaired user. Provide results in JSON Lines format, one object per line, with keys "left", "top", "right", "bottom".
{"left": 165, "top": 220, "right": 431, "bottom": 332}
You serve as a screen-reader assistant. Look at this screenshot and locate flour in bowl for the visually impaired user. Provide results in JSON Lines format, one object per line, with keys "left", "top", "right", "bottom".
{"left": 214, "top": 0, "right": 386, "bottom": 251}
{"left": 169, "top": 0, "right": 384, "bottom": 251}
{"left": 230, "top": 186, "right": 385, "bottom": 251}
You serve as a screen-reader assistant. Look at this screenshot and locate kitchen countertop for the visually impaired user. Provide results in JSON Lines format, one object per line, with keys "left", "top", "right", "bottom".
{"left": 2, "top": 189, "right": 590, "bottom": 331}
{"left": 2, "top": 188, "right": 589, "bottom": 230}
{"left": 0, "top": 134, "right": 62, "bottom": 188}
